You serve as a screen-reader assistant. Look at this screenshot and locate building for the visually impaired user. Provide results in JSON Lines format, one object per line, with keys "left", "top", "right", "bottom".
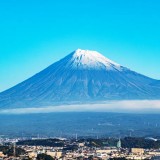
{"left": 131, "top": 148, "right": 144, "bottom": 155}
{"left": 0, "top": 152, "right": 5, "bottom": 158}
{"left": 46, "top": 151, "right": 62, "bottom": 159}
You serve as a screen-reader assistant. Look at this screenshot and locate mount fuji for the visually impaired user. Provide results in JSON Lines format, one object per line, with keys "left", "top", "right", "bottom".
{"left": 0, "top": 49, "right": 160, "bottom": 109}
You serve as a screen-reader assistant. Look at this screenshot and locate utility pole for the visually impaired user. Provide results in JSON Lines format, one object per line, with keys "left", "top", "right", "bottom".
{"left": 13, "top": 142, "right": 16, "bottom": 157}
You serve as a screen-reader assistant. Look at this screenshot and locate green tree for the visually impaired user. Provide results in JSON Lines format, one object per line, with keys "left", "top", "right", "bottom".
{"left": 109, "top": 158, "right": 127, "bottom": 160}
{"left": 37, "top": 153, "right": 55, "bottom": 160}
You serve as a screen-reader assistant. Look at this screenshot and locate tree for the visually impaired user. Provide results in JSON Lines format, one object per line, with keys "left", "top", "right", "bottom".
{"left": 109, "top": 158, "right": 127, "bottom": 160}
{"left": 37, "top": 153, "right": 55, "bottom": 160}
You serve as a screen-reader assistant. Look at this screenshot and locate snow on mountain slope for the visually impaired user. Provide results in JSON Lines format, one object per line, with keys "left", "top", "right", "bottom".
{"left": 0, "top": 49, "right": 160, "bottom": 109}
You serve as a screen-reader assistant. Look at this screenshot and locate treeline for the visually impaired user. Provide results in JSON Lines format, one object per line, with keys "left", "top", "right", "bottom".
{"left": 122, "top": 137, "right": 160, "bottom": 149}
{"left": 79, "top": 137, "right": 160, "bottom": 149}
{"left": 17, "top": 138, "right": 64, "bottom": 147}
{"left": 0, "top": 145, "right": 25, "bottom": 156}
{"left": 17, "top": 137, "right": 160, "bottom": 149}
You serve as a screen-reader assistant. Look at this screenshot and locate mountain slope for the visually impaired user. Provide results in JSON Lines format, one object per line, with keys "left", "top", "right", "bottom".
{"left": 150, "top": 80, "right": 160, "bottom": 87}
{"left": 0, "top": 49, "right": 160, "bottom": 108}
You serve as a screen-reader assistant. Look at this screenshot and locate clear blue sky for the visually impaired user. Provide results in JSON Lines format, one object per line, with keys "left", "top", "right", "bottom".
{"left": 0, "top": 0, "right": 160, "bottom": 92}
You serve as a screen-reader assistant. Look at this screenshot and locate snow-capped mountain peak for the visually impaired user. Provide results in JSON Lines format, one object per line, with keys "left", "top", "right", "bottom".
{"left": 69, "top": 49, "right": 121, "bottom": 70}
{"left": 0, "top": 48, "right": 160, "bottom": 109}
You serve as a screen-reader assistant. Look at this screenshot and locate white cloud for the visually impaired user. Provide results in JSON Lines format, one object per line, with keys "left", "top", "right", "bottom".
{"left": 0, "top": 100, "right": 160, "bottom": 114}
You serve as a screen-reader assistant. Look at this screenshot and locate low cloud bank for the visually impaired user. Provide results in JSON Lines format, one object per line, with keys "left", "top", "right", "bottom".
{"left": 0, "top": 100, "right": 160, "bottom": 114}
